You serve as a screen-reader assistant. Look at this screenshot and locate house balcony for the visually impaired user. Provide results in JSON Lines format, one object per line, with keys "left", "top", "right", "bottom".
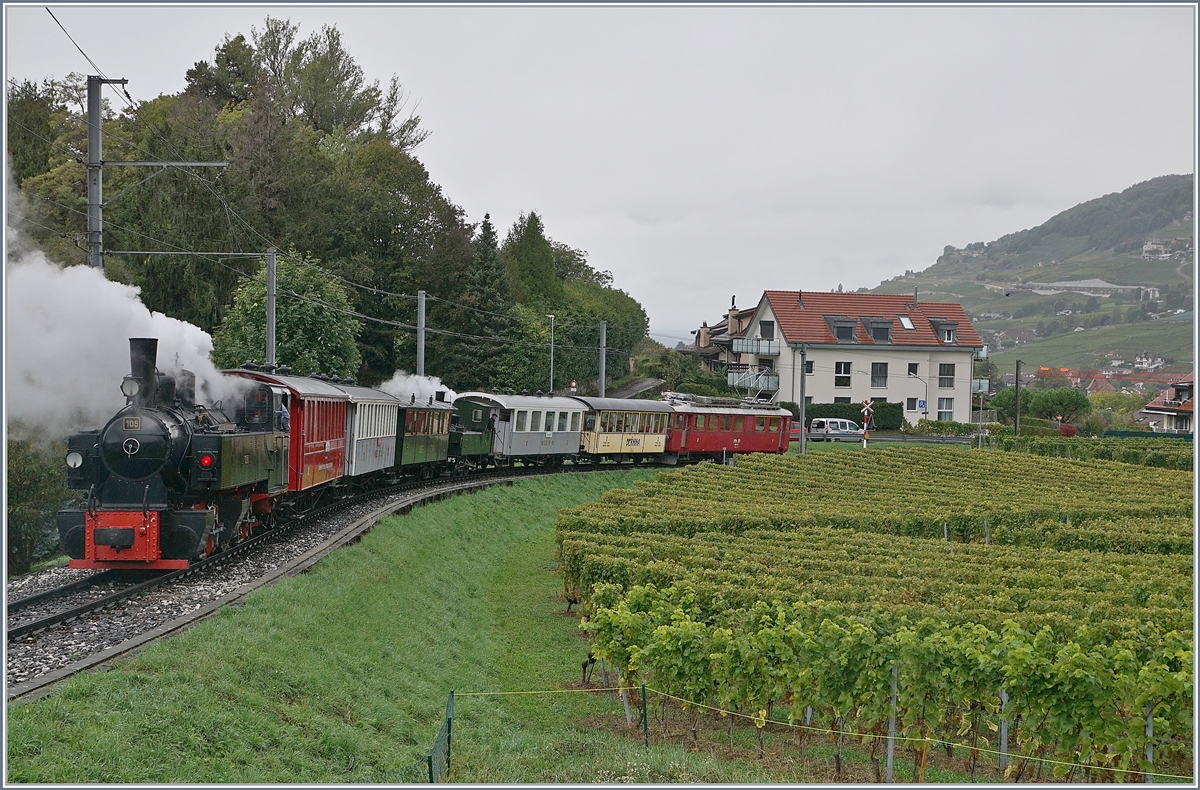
{"left": 731, "top": 338, "right": 779, "bottom": 356}
{"left": 727, "top": 369, "right": 779, "bottom": 391}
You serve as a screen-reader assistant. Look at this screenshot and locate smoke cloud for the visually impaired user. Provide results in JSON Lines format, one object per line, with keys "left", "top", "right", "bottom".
{"left": 377, "top": 371, "right": 458, "bottom": 405}
{"left": 6, "top": 190, "right": 241, "bottom": 436}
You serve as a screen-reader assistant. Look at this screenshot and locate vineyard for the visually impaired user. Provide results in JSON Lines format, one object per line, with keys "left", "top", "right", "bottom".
{"left": 555, "top": 447, "right": 1194, "bottom": 781}
{"left": 991, "top": 436, "right": 1193, "bottom": 470}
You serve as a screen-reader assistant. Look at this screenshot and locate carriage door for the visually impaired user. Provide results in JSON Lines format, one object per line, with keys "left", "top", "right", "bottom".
{"left": 269, "top": 388, "right": 290, "bottom": 492}
{"left": 679, "top": 413, "right": 688, "bottom": 449}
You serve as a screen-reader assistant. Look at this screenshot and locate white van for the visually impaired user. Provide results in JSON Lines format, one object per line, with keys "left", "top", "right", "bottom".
{"left": 807, "top": 418, "right": 865, "bottom": 442}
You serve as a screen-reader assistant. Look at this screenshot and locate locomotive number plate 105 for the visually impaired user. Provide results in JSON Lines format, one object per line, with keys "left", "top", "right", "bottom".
{"left": 123, "top": 417, "right": 141, "bottom": 431}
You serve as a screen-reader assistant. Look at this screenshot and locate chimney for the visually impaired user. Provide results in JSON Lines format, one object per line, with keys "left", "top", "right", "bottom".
{"left": 698, "top": 321, "right": 710, "bottom": 348}
{"left": 913, "top": 287, "right": 919, "bottom": 307}
{"left": 797, "top": 290, "right": 804, "bottom": 309}
{"left": 129, "top": 338, "right": 159, "bottom": 405}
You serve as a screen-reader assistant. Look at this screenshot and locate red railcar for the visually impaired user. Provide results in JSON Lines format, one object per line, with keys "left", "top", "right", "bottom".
{"left": 225, "top": 372, "right": 349, "bottom": 491}
{"left": 662, "top": 393, "right": 791, "bottom": 463}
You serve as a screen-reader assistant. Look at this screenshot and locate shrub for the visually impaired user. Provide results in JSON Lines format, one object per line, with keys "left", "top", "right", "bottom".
{"left": 1058, "top": 423, "right": 1079, "bottom": 437}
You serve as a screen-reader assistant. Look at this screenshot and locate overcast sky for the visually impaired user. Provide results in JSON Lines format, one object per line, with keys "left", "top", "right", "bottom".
{"left": 4, "top": 3, "right": 1196, "bottom": 344}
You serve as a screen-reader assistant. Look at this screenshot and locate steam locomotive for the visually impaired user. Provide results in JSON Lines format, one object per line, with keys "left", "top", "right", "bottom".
{"left": 58, "top": 338, "right": 791, "bottom": 571}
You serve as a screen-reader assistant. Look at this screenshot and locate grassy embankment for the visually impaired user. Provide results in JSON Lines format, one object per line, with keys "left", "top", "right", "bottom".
{"left": 8, "top": 469, "right": 987, "bottom": 783}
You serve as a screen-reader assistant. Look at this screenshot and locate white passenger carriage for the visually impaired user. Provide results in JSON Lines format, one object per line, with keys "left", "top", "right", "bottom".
{"left": 454, "top": 392, "right": 585, "bottom": 465}
{"left": 335, "top": 384, "right": 402, "bottom": 477}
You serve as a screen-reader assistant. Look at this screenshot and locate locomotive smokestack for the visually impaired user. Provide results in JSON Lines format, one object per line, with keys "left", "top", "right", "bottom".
{"left": 129, "top": 338, "right": 159, "bottom": 404}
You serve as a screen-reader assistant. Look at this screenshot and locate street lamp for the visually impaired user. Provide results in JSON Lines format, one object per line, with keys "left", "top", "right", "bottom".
{"left": 908, "top": 371, "right": 929, "bottom": 420}
{"left": 546, "top": 314, "right": 555, "bottom": 394}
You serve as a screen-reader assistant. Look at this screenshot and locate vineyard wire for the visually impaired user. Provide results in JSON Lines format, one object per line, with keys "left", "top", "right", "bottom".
{"left": 446, "top": 684, "right": 1193, "bottom": 782}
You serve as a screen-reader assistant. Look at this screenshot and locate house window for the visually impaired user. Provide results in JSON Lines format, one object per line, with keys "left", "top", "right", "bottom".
{"left": 804, "top": 396, "right": 813, "bottom": 405}
{"left": 760, "top": 320, "right": 775, "bottom": 340}
{"left": 835, "top": 361, "right": 851, "bottom": 387}
{"left": 871, "top": 362, "right": 888, "bottom": 388}
{"left": 834, "top": 397, "right": 852, "bottom": 404}
{"left": 906, "top": 397, "right": 918, "bottom": 411}
{"left": 908, "top": 363, "right": 919, "bottom": 377}
{"left": 835, "top": 324, "right": 855, "bottom": 342}
{"left": 937, "top": 398, "right": 954, "bottom": 421}
{"left": 805, "top": 360, "right": 814, "bottom": 374}
{"left": 939, "top": 364, "right": 955, "bottom": 388}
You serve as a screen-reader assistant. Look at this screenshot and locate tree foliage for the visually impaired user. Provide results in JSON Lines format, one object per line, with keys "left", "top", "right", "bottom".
{"left": 212, "top": 252, "right": 362, "bottom": 377}
{"left": 7, "top": 433, "right": 70, "bottom": 576}
{"left": 7, "top": 17, "right": 649, "bottom": 394}
{"left": 1028, "top": 387, "right": 1093, "bottom": 424}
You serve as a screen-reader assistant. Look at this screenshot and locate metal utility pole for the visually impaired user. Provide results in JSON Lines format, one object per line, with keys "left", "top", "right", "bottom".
{"left": 798, "top": 345, "right": 808, "bottom": 454}
{"left": 417, "top": 290, "right": 426, "bottom": 376}
{"left": 1015, "top": 360, "right": 1024, "bottom": 436}
{"left": 87, "top": 75, "right": 125, "bottom": 269}
{"left": 547, "top": 314, "right": 555, "bottom": 393}
{"left": 265, "top": 249, "right": 277, "bottom": 367}
{"left": 598, "top": 321, "right": 607, "bottom": 397}
{"left": 87, "top": 75, "right": 227, "bottom": 272}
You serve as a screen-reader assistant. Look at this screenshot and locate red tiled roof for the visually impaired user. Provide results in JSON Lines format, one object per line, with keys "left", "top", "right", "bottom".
{"left": 1142, "top": 373, "right": 1194, "bottom": 413}
{"left": 762, "top": 290, "right": 982, "bottom": 347}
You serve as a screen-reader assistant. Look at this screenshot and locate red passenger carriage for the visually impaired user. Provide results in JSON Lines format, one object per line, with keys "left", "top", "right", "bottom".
{"left": 661, "top": 392, "right": 791, "bottom": 463}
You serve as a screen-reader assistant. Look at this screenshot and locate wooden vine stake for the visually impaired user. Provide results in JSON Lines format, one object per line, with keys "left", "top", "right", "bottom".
{"left": 1144, "top": 702, "right": 1153, "bottom": 784}
{"left": 886, "top": 664, "right": 897, "bottom": 783}
{"left": 999, "top": 688, "right": 1009, "bottom": 772}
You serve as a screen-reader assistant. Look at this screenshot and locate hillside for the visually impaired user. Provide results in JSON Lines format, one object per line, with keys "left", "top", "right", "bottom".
{"left": 871, "top": 175, "right": 1194, "bottom": 374}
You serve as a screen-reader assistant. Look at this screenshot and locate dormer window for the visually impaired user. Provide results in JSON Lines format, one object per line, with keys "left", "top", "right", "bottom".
{"left": 862, "top": 317, "right": 892, "bottom": 344}
{"left": 928, "top": 318, "right": 958, "bottom": 345}
{"left": 825, "top": 315, "right": 857, "bottom": 343}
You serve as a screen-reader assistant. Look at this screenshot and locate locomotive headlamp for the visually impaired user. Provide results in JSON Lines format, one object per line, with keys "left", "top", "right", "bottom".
{"left": 198, "top": 453, "right": 215, "bottom": 469}
{"left": 65, "top": 451, "right": 83, "bottom": 469}
{"left": 120, "top": 377, "right": 140, "bottom": 397}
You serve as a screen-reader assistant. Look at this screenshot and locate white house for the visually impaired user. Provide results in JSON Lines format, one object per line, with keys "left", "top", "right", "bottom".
{"left": 725, "top": 290, "right": 984, "bottom": 426}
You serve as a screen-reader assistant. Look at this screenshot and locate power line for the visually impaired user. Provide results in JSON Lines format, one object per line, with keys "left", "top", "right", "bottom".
{"left": 45, "top": 8, "right": 106, "bottom": 78}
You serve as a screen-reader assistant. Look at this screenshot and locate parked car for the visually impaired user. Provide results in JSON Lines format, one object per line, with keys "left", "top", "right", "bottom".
{"left": 807, "top": 417, "right": 865, "bottom": 442}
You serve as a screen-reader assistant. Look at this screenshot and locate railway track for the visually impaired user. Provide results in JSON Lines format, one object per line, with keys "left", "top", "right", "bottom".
{"left": 6, "top": 463, "right": 655, "bottom": 703}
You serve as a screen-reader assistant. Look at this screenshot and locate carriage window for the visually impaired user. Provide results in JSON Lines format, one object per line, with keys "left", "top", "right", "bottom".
{"left": 515, "top": 410, "right": 528, "bottom": 431}
{"left": 721, "top": 415, "right": 732, "bottom": 431}
{"left": 734, "top": 416, "right": 745, "bottom": 432}
{"left": 614, "top": 413, "right": 625, "bottom": 432}
{"left": 572, "top": 412, "right": 582, "bottom": 432}
{"left": 623, "top": 413, "right": 636, "bottom": 433}
{"left": 756, "top": 416, "right": 767, "bottom": 432}
{"left": 530, "top": 411, "right": 542, "bottom": 432}
{"left": 405, "top": 411, "right": 414, "bottom": 432}
{"left": 695, "top": 415, "right": 705, "bottom": 430}
{"left": 559, "top": 412, "right": 569, "bottom": 432}
{"left": 472, "top": 408, "right": 483, "bottom": 423}
{"left": 675, "top": 414, "right": 684, "bottom": 429}
{"left": 544, "top": 411, "right": 555, "bottom": 432}
{"left": 769, "top": 417, "right": 781, "bottom": 433}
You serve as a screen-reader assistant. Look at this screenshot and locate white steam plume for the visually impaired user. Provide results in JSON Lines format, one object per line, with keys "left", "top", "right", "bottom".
{"left": 377, "top": 371, "right": 457, "bottom": 405}
{"left": 6, "top": 187, "right": 243, "bottom": 436}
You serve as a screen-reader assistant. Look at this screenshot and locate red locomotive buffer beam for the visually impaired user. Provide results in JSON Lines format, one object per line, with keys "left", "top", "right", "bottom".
{"left": 71, "top": 510, "right": 190, "bottom": 570}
